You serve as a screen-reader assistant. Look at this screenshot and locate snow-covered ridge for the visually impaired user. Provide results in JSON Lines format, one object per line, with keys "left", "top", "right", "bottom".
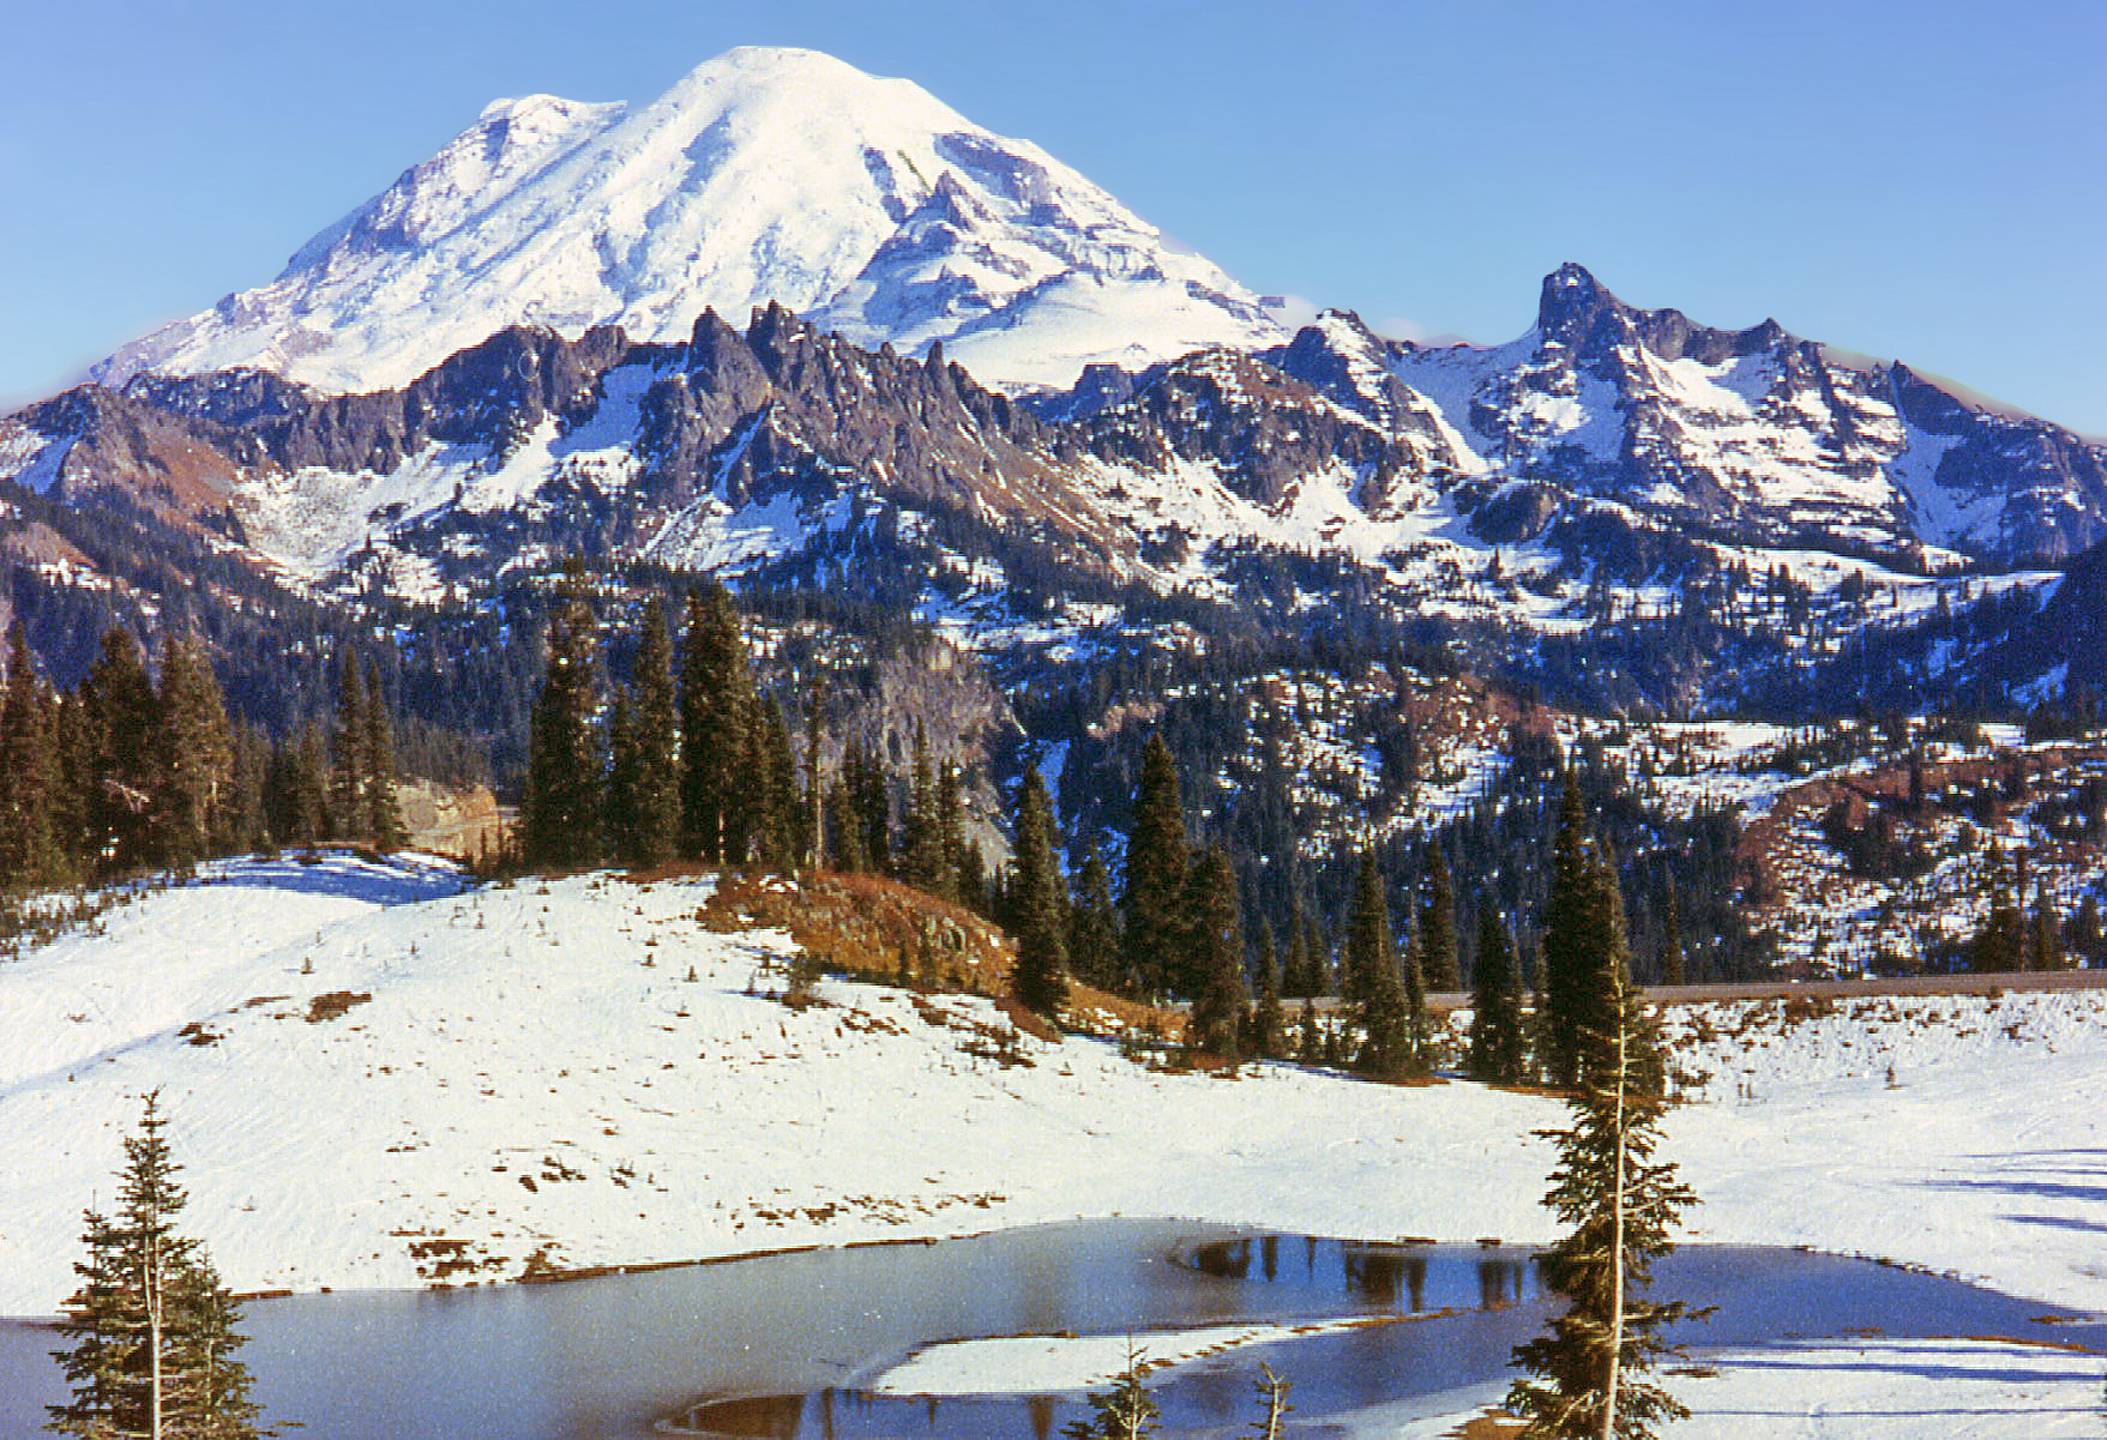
{"left": 93, "top": 46, "right": 1282, "bottom": 395}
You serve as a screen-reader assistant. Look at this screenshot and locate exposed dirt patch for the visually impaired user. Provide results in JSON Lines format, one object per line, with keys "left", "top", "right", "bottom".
{"left": 305, "top": 990, "right": 372, "bottom": 1023}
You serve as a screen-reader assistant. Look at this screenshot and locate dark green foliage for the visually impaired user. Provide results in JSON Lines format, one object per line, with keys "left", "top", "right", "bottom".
{"left": 679, "top": 583, "right": 760, "bottom": 864}
{"left": 1970, "top": 853, "right": 2026, "bottom": 974}
{"left": 84, "top": 630, "right": 161, "bottom": 873}
{"left": 756, "top": 700, "right": 802, "bottom": 870}
{"left": 1469, "top": 903, "right": 1528, "bottom": 1084}
{"left": 522, "top": 566, "right": 605, "bottom": 869}
{"left": 329, "top": 649, "right": 364, "bottom": 841}
{"left": 154, "top": 634, "right": 235, "bottom": 870}
{"left": 48, "top": 1093, "right": 269, "bottom": 1439}
{"left": 361, "top": 661, "right": 406, "bottom": 850}
{"left": 1420, "top": 846, "right": 1460, "bottom": 991}
{"left": 1250, "top": 923, "right": 1285, "bottom": 1059}
{"left": 1656, "top": 886, "right": 1685, "bottom": 986}
{"left": 622, "top": 596, "right": 683, "bottom": 867}
{"left": 1122, "top": 734, "right": 1189, "bottom": 997}
{"left": 1541, "top": 771, "right": 1627, "bottom": 1087}
{"left": 1067, "top": 838, "right": 1122, "bottom": 989}
{"left": 0, "top": 622, "right": 61, "bottom": 887}
{"left": 1506, "top": 966, "right": 1698, "bottom": 1438}
{"left": 1346, "top": 851, "right": 1412, "bottom": 1076}
{"left": 1187, "top": 847, "right": 1248, "bottom": 1057}
{"left": 1008, "top": 769, "right": 1069, "bottom": 1017}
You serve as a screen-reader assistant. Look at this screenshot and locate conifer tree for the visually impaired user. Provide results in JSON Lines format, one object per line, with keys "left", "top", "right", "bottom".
{"left": 1008, "top": 769, "right": 1069, "bottom": 1017}
{"left": 935, "top": 758, "right": 966, "bottom": 900}
{"left": 621, "top": 597, "right": 682, "bottom": 866}
{"left": 0, "top": 622, "right": 60, "bottom": 887}
{"left": 757, "top": 699, "right": 801, "bottom": 870}
{"left": 1067, "top": 837, "right": 1122, "bottom": 990}
{"left": 1469, "top": 902, "right": 1528, "bottom": 1084}
{"left": 1187, "top": 847, "right": 1248, "bottom": 1057}
{"left": 1970, "top": 863, "right": 2025, "bottom": 974}
{"left": 360, "top": 660, "right": 405, "bottom": 851}
{"left": 84, "top": 630, "right": 162, "bottom": 875}
{"left": 1122, "top": 735, "right": 1189, "bottom": 997}
{"left": 604, "top": 689, "right": 639, "bottom": 860}
{"left": 902, "top": 724, "right": 942, "bottom": 889}
{"left": 1401, "top": 926, "right": 1429, "bottom": 1068}
{"left": 1302, "top": 908, "right": 1331, "bottom": 997}
{"left": 285, "top": 725, "right": 332, "bottom": 851}
{"left": 678, "top": 584, "right": 760, "bottom": 864}
{"left": 49, "top": 1093, "right": 268, "bottom": 1440}
{"left": 328, "top": 649, "right": 365, "bottom": 840}
{"left": 1421, "top": 846, "right": 1460, "bottom": 991}
{"left": 1543, "top": 770, "right": 1620, "bottom": 1087}
{"left": 521, "top": 565, "right": 605, "bottom": 869}
{"left": 1251, "top": 922, "right": 1285, "bottom": 1059}
{"left": 154, "top": 635, "right": 235, "bottom": 870}
{"left": 1346, "top": 851, "right": 1411, "bottom": 1075}
{"left": 1506, "top": 965, "right": 1698, "bottom": 1438}
{"left": 1297, "top": 995, "right": 1322, "bottom": 1063}
{"left": 1656, "top": 886, "right": 1685, "bottom": 986}
{"left": 1282, "top": 898, "right": 1313, "bottom": 999}
{"left": 1061, "top": 1342, "right": 1160, "bottom": 1440}
{"left": 802, "top": 674, "right": 827, "bottom": 869}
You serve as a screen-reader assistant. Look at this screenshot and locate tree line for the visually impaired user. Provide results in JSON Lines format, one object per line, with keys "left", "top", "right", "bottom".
{"left": 0, "top": 622, "right": 406, "bottom": 896}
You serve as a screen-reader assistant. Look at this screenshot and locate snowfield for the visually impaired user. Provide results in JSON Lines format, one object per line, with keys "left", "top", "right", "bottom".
{"left": 5, "top": 855, "right": 2107, "bottom": 1434}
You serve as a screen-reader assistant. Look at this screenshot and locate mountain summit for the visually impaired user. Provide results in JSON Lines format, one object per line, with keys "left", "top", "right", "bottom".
{"left": 95, "top": 46, "right": 1283, "bottom": 395}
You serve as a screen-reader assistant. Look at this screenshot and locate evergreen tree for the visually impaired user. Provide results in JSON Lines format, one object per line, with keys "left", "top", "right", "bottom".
{"left": 1122, "top": 735, "right": 1189, "bottom": 997}
{"left": 1970, "top": 862, "right": 2025, "bottom": 974}
{"left": 802, "top": 674, "right": 827, "bottom": 869}
{"left": 521, "top": 565, "right": 605, "bottom": 869}
{"left": 1282, "top": 898, "right": 1314, "bottom": 999}
{"left": 1187, "top": 847, "right": 1248, "bottom": 1057}
{"left": 1297, "top": 995, "right": 1322, "bottom": 1063}
{"left": 1542, "top": 770, "right": 1620, "bottom": 1087}
{"left": 935, "top": 758, "right": 967, "bottom": 901}
{"left": 1469, "top": 902, "right": 1528, "bottom": 1084}
{"left": 902, "top": 724, "right": 942, "bottom": 889}
{"left": 1401, "top": 926, "right": 1429, "bottom": 1068}
{"left": 1067, "top": 837, "right": 1122, "bottom": 990}
{"left": 1346, "top": 851, "right": 1411, "bottom": 1075}
{"left": 154, "top": 635, "right": 235, "bottom": 870}
{"left": 83, "top": 630, "right": 161, "bottom": 875}
{"left": 1506, "top": 967, "right": 1698, "bottom": 1439}
{"left": 0, "top": 622, "right": 60, "bottom": 886}
{"left": 1008, "top": 769, "right": 1069, "bottom": 1017}
{"left": 49, "top": 1093, "right": 268, "bottom": 1440}
{"left": 360, "top": 660, "right": 405, "bottom": 851}
{"left": 328, "top": 649, "right": 365, "bottom": 840}
{"left": 1061, "top": 1342, "right": 1160, "bottom": 1440}
{"left": 1251, "top": 922, "right": 1285, "bottom": 1059}
{"left": 2028, "top": 886, "right": 2064, "bottom": 972}
{"left": 678, "top": 584, "right": 760, "bottom": 864}
{"left": 604, "top": 689, "right": 639, "bottom": 861}
{"left": 757, "top": 700, "right": 801, "bottom": 870}
{"left": 624, "top": 598, "right": 682, "bottom": 867}
{"left": 1657, "top": 886, "right": 1685, "bottom": 987}
{"left": 285, "top": 725, "right": 332, "bottom": 851}
{"left": 1420, "top": 846, "right": 1460, "bottom": 991}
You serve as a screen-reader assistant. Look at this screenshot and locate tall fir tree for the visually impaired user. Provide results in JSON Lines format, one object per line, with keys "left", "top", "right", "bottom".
{"left": 1187, "top": 847, "right": 1249, "bottom": 1057}
{"left": 1420, "top": 846, "right": 1461, "bottom": 991}
{"left": 0, "top": 621, "right": 60, "bottom": 886}
{"left": 1122, "top": 734, "right": 1189, "bottom": 998}
{"left": 1250, "top": 921, "right": 1285, "bottom": 1059}
{"left": 1542, "top": 769, "right": 1621, "bottom": 1087}
{"left": 49, "top": 1093, "right": 268, "bottom": 1440}
{"left": 1469, "top": 902, "right": 1529, "bottom": 1084}
{"left": 1067, "top": 837, "right": 1122, "bottom": 990}
{"left": 84, "top": 630, "right": 162, "bottom": 876}
{"left": 1346, "top": 851, "right": 1411, "bottom": 1076}
{"left": 627, "top": 596, "right": 683, "bottom": 867}
{"left": 154, "top": 635, "right": 235, "bottom": 871}
{"left": 360, "top": 660, "right": 405, "bottom": 851}
{"left": 521, "top": 565, "right": 606, "bottom": 869}
{"left": 935, "top": 758, "right": 967, "bottom": 901}
{"left": 1507, "top": 964, "right": 1698, "bottom": 1439}
{"left": 1008, "top": 769, "right": 1070, "bottom": 1017}
{"left": 678, "top": 583, "right": 759, "bottom": 864}
{"left": 1656, "top": 885, "right": 1685, "bottom": 986}
{"left": 328, "top": 649, "right": 365, "bottom": 841}
{"left": 756, "top": 699, "right": 801, "bottom": 871}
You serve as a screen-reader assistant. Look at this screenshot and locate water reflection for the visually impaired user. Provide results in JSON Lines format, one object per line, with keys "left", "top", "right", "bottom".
{"left": 3, "top": 1223, "right": 2098, "bottom": 1440}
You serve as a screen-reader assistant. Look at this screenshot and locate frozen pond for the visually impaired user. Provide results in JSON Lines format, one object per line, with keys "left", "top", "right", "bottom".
{"left": 2, "top": 1221, "right": 2096, "bottom": 1438}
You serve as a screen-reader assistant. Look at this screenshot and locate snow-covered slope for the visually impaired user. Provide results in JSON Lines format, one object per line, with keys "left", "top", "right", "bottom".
{"left": 10, "top": 856, "right": 2107, "bottom": 1323}
{"left": 92, "top": 47, "right": 1282, "bottom": 395}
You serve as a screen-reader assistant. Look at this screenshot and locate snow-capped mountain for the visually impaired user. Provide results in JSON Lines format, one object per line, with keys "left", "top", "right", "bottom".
{"left": 92, "top": 47, "right": 1283, "bottom": 396}
{"left": 1379, "top": 264, "right": 2107, "bottom": 567}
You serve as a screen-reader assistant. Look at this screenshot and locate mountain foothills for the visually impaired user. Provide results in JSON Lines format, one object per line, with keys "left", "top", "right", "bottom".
{"left": 1, "top": 46, "right": 2105, "bottom": 984}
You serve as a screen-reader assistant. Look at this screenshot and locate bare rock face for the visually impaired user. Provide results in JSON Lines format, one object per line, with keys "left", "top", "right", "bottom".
{"left": 395, "top": 780, "right": 505, "bottom": 860}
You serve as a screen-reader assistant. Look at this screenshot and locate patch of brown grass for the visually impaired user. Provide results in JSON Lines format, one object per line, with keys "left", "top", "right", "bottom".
{"left": 305, "top": 990, "right": 371, "bottom": 1023}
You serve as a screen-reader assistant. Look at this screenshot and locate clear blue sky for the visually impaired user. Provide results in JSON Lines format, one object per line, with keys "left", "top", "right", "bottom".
{"left": 4, "top": 1, "right": 2103, "bottom": 431}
